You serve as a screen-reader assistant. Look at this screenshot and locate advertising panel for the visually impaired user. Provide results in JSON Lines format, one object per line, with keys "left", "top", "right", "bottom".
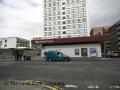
{"left": 90, "top": 48, "right": 97, "bottom": 57}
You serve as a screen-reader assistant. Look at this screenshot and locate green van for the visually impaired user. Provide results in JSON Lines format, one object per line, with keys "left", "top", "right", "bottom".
{"left": 44, "top": 51, "right": 71, "bottom": 61}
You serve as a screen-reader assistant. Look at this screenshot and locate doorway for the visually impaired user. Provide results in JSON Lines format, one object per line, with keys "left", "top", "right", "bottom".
{"left": 81, "top": 48, "right": 88, "bottom": 57}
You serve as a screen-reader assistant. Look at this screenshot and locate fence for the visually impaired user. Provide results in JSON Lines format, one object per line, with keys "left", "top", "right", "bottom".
{"left": 0, "top": 49, "right": 15, "bottom": 61}
{"left": 0, "top": 48, "right": 42, "bottom": 61}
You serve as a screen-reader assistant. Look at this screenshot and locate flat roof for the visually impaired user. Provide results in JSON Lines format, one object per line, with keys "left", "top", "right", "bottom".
{"left": 31, "top": 36, "right": 109, "bottom": 45}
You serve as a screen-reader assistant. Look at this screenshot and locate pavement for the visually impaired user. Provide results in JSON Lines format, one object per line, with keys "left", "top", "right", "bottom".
{"left": 0, "top": 60, "right": 120, "bottom": 90}
{"left": 71, "top": 57, "right": 120, "bottom": 61}
{"left": 0, "top": 57, "right": 120, "bottom": 62}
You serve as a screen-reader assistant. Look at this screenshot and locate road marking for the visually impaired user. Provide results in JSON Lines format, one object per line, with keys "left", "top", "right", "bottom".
{"left": 65, "top": 84, "right": 78, "bottom": 88}
{"left": 42, "top": 84, "right": 58, "bottom": 90}
{"left": 110, "top": 85, "right": 120, "bottom": 88}
{"left": 88, "top": 85, "right": 99, "bottom": 89}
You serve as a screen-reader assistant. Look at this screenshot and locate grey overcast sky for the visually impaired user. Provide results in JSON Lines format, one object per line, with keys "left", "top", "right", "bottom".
{"left": 0, "top": 0, "right": 120, "bottom": 40}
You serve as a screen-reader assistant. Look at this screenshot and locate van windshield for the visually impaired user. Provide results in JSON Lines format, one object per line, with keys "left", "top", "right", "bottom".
{"left": 57, "top": 52, "right": 63, "bottom": 56}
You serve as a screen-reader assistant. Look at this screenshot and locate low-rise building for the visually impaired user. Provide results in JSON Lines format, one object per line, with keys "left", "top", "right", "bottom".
{"left": 31, "top": 36, "right": 108, "bottom": 58}
{"left": 90, "top": 26, "right": 109, "bottom": 36}
{"left": 32, "top": 37, "right": 43, "bottom": 49}
{"left": 0, "top": 37, "right": 30, "bottom": 49}
{"left": 90, "top": 26, "right": 110, "bottom": 54}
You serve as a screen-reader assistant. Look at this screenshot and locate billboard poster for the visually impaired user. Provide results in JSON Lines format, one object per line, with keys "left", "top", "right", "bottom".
{"left": 90, "top": 48, "right": 97, "bottom": 57}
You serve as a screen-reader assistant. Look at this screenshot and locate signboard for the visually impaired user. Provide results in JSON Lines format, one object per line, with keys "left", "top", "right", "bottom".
{"left": 35, "top": 40, "right": 54, "bottom": 44}
{"left": 32, "top": 36, "right": 108, "bottom": 45}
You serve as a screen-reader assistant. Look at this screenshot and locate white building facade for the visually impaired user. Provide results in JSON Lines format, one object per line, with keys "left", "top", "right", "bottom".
{"left": 42, "top": 44, "right": 101, "bottom": 57}
{"left": 0, "top": 37, "right": 30, "bottom": 49}
{"left": 44, "top": 0, "right": 88, "bottom": 39}
{"left": 31, "top": 36, "right": 107, "bottom": 58}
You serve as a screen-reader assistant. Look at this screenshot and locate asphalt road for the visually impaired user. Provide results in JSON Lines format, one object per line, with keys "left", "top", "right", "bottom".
{"left": 0, "top": 60, "right": 120, "bottom": 90}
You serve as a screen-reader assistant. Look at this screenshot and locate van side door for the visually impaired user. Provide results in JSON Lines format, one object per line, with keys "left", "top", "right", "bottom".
{"left": 56, "top": 52, "right": 64, "bottom": 60}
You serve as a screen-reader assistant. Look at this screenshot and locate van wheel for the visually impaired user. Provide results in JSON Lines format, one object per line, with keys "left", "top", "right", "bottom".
{"left": 48, "top": 58, "right": 52, "bottom": 62}
{"left": 64, "top": 58, "right": 68, "bottom": 61}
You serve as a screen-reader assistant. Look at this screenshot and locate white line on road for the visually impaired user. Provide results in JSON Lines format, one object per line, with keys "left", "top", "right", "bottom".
{"left": 110, "top": 85, "right": 120, "bottom": 88}
{"left": 88, "top": 85, "right": 99, "bottom": 89}
{"left": 65, "top": 84, "right": 78, "bottom": 88}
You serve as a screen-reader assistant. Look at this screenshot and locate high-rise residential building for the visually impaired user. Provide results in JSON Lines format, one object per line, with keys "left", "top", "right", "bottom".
{"left": 44, "top": 0, "right": 88, "bottom": 39}
{"left": 106, "top": 20, "right": 120, "bottom": 51}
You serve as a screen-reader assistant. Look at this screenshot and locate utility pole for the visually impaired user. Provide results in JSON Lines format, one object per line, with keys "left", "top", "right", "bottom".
{"left": 104, "top": 36, "right": 107, "bottom": 57}
{"left": 104, "top": 41, "right": 106, "bottom": 57}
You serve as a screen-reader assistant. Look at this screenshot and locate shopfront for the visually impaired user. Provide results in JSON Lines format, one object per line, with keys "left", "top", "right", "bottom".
{"left": 31, "top": 36, "right": 107, "bottom": 58}
{"left": 42, "top": 43, "right": 101, "bottom": 57}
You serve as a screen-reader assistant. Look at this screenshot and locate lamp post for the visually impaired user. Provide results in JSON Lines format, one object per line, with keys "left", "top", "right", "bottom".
{"left": 15, "top": 44, "right": 18, "bottom": 61}
{"left": 0, "top": 41, "right": 2, "bottom": 48}
{"left": 104, "top": 36, "right": 107, "bottom": 57}
{"left": 104, "top": 41, "right": 106, "bottom": 57}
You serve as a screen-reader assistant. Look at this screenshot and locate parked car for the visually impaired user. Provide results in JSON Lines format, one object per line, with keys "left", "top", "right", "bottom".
{"left": 102, "top": 51, "right": 120, "bottom": 57}
{"left": 44, "top": 51, "right": 71, "bottom": 61}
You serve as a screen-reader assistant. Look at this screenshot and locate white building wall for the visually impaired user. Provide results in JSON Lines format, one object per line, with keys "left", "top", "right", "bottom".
{"left": 42, "top": 43, "right": 101, "bottom": 57}
{"left": 7, "top": 37, "right": 17, "bottom": 48}
{"left": 0, "top": 38, "right": 7, "bottom": 49}
{"left": 0, "top": 37, "right": 30, "bottom": 49}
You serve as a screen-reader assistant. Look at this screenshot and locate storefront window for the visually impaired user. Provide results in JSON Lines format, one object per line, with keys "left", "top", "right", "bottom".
{"left": 75, "top": 49, "right": 79, "bottom": 55}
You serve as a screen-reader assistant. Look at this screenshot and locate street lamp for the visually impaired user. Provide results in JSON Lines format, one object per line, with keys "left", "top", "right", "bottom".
{"left": 0, "top": 41, "right": 2, "bottom": 49}
{"left": 103, "top": 36, "right": 107, "bottom": 57}
{"left": 104, "top": 40, "right": 106, "bottom": 57}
